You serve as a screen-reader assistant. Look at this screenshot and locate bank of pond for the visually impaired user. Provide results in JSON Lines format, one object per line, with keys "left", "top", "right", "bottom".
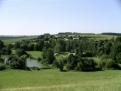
{"left": 1, "top": 55, "right": 42, "bottom": 70}
{"left": 0, "top": 54, "right": 121, "bottom": 72}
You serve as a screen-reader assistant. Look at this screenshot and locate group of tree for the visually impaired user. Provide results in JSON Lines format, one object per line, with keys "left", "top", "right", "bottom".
{"left": 0, "top": 34, "right": 121, "bottom": 71}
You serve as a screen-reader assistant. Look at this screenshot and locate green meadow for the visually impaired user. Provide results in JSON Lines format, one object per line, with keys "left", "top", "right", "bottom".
{"left": 0, "top": 36, "right": 36, "bottom": 45}
{"left": 0, "top": 69, "right": 121, "bottom": 91}
{"left": 11, "top": 50, "right": 42, "bottom": 59}
{"left": 0, "top": 34, "right": 121, "bottom": 91}
{"left": 0, "top": 34, "right": 117, "bottom": 45}
{"left": 26, "top": 51, "right": 42, "bottom": 59}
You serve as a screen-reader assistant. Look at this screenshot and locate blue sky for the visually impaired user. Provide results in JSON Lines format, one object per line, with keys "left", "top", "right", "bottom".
{"left": 0, "top": 0, "right": 121, "bottom": 35}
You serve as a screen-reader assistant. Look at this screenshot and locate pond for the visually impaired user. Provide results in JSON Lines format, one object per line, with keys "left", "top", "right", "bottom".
{"left": 26, "top": 58, "right": 42, "bottom": 68}
{"left": 1, "top": 56, "right": 42, "bottom": 68}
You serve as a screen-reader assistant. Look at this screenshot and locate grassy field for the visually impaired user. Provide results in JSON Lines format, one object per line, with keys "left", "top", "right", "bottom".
{"left": 66, "top": 34, "right": 117, "bottom": 40}
{"left": 0, "top": 69, "right": 121, "bottom": 91}
{"left": 0, "top": 36, "right": 37, "bottom": 45}
{"left": 0, "top": 34, "right": 117, "bottom": 45}
{"left": 11, "top": 50, "right": 42, "bottom": 59}
{"left": 27, "top": 51, "right": 42, "bottom": 59}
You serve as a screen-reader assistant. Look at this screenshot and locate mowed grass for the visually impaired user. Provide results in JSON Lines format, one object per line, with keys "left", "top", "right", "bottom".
{"left": 11, "top": 50, "right": 42, "bottom": 59}
{"left": 0, "top": 36, "right": 36, "bottom": 45}
{"left": 26, "top": 51, "right": 42, "bottom": 59}
{"left": 0, "top": 69, "right": 121, "bottom": 91}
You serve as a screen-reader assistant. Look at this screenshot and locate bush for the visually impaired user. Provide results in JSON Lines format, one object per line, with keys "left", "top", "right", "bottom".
{"left": 100, "top": 54, "right": 109, "bottom": 60}
{"left": 98, "top": 59, "right": 121, "bottom": 70}
{"left": 116, "top": 52, "right": 121, "bottom": 63}
{"left": 83, "top": 51, "right": 93, "bottom": 57}
{"left": 81, "top": 58, "right": 97, "bottom": 71}
{"left": 53, "top": 59, "right": 65, "bottom": 71}
{"left": 74, "top": 62, "right": 82, "bottom": 71}
{"left": 53, "top": 57, "right": 67, "bottom": 71}
{"left": 15, "top": 48, "right": 28, "bottom": 57}
{"left": 0, "top": 58, "right": 4, "bottom": 63}
{"left": 0, "top": 63, "right": 6, "bottom": 70}
{"left": 10, "top": 55, "right": 26, "bottom": 70}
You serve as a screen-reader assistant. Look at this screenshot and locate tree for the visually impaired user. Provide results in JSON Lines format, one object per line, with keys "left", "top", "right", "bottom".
{"left": 34, "top": 44, "right": 39, "bottom": 51}
{"left": 80, "top": 58, "right": 96, "bottom": 71}
{"left": 14, "top": 42, "right": 20, "bottom": 49}
{"left": 42, "top": 48, "right": 55, "bottom": 64}
{"left": 15, "top": 48, "right": 28, "bottom": 57}
{"left": 0, "top": 63, "right": 6, "bottom": 70}
{"left": 53, "top": 58, "right": 65, "bottom": 71}
{"left": 116, "top": 52, "right": 121, "bottom": 63}
{"left": 1, "top": 47, "right": 11, "bottom": 55}
{"left": 46, "top": 48, "right": 55, "bottom": 64}
{"left": 27, "top": 43, "right": 34, "bottom": 51}
{"left": 66, "top": 54, "right": 78, "bottom": 70}
{"left": 110, "top": 42, "right": 121, "bottom": 61}
{"left": 20, "top": 43, "right": 28, "bottom": 51}
{"left": 34, "top": 39, "right": 44, "bottom": 51}
{"left": 104, "top": 41, "right": 112, "bottom": 55}
{"left": 0, "top": 40, "right": 4, "bottom": 51}
{"left": 66, "top": 41, "right": 71, "bottom": 52}
{"left": 49, "top": 38, "right": 56, "bottom": 48}
{"left": 54, "top": 43, "right": 62, "bottom": 53}
{"left": 10, "top": 55, "right": 27, "bottom": 69}
{"left": 38, "top": 39, "right": 44, "bottom": 51}
{"left": 57, "top": 39, "right": 66, "bottom": 51}
{"left": 44, "top": 41, "right": 51, "bottom": 50}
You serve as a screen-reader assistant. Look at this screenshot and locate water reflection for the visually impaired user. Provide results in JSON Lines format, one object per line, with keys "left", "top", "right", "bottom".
{"left": 26, "top": 58, "right": 41, "bottom": 68}
{"left": 1, "top": 56, "right": 8, "bottom": 64}
{"left": 1, "top": 56, "right": 42, "bottom": 68}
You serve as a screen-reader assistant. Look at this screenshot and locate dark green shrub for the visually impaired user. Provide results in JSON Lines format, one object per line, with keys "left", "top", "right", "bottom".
{"left": 74, "top": 62, "right": 82, "bottom": 71}
{"left": 116, "top": 52, "right": 121, "bottom": 63}
{"left": 53, "top": 59, "right": 64, "bottom": 71}
{"left": 10, "top": 55, "right": 26, "bottom": 70}
{"left": 15, "top": 48, "right": 28, "bottom": 57}
{"left": 98, "top": 59, "right": 121, "bottom": 70}
{"left": 100, "top": 54, "right": 109, "bottom": 60}
{"left": 0, "top": 58, "right": 4, "bottom": 63}
{"left": 66, "top": 54, "right": 78, "bottom": 70}
{"left": 0, "top": 63, "right": 6, "bottom": 70}
{"left": 25, "top": 67, "right": 31, "bottom": 71}
{"left": 81, "top": 58, "right": 97, "bottom": 71}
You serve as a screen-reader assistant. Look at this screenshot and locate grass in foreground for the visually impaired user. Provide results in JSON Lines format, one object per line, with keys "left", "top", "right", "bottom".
{"left": 0, "top": 69, "right": 121, "bottom": 91}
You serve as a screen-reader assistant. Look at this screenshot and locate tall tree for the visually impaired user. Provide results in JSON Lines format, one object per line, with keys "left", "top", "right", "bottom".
{"left": 0, "top": 40, "right": 4, "bottom": 51}
{"left": 46, "top": 48, "right": 55, "bottom": 64}
{"left": 54, "top": 43, "right": 62, "bottom": 53}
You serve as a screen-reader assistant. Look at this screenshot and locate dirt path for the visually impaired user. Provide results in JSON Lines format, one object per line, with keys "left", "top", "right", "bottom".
{"left": 1, "top": 83, "right": 83, "bottom": 91}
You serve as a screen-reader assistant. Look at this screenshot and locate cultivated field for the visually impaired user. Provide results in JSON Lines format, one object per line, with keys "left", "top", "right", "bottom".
{"left": 0, "top": 69, "right": 121, "bottom": 91}
{"left": 0, "top": 36, "right": 37, "bottom": 45}
{"left": 61, "top": 34, "right": 118, "bottom": 41}
{"left": 0, "top": 34, "right": 118, "bottom": 45}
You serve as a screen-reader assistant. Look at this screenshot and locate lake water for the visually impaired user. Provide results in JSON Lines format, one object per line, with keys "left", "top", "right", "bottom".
{"left": 26, "top": 58, "right": 41, "bottom": 68}
{"left": 1, "top": 56, "right": 42, "bottom": 68}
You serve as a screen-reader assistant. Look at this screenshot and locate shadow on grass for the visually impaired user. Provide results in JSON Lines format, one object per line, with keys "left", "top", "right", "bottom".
{"left": 59, "top": 69, "right": 67, "bottom": 72}
{"left": 81, "top": 68, "right": 103, "bottom": 72}
{"left": 41, "top": 67, "right": 53, "bottom": 70}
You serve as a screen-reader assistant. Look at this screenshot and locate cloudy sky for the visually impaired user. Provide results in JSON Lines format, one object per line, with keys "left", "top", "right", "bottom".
{"left": 0, "top": 0, "right": 121, "bottom": 35}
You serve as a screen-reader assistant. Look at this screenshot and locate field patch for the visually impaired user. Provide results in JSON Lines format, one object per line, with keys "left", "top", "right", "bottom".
{"left": 0, "top": 69, "right": 121, "bottom": 91}
{"left": 26, "top": 51, "right": 42, "bottom": 59}
{"left": 0, "top": 36, "right": 36, "bottom": 45}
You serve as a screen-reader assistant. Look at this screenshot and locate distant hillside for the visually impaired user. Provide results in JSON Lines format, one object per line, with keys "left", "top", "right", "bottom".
{"left": 58, "top": 32, "right": 95, "bottom": 35}
{"left": 101, "top": 32, "right": 121, "bottom": 36}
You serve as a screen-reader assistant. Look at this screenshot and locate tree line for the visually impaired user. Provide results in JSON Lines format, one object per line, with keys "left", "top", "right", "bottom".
{"left": 0, "top": 35, "right": 121, "bottom": 71}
